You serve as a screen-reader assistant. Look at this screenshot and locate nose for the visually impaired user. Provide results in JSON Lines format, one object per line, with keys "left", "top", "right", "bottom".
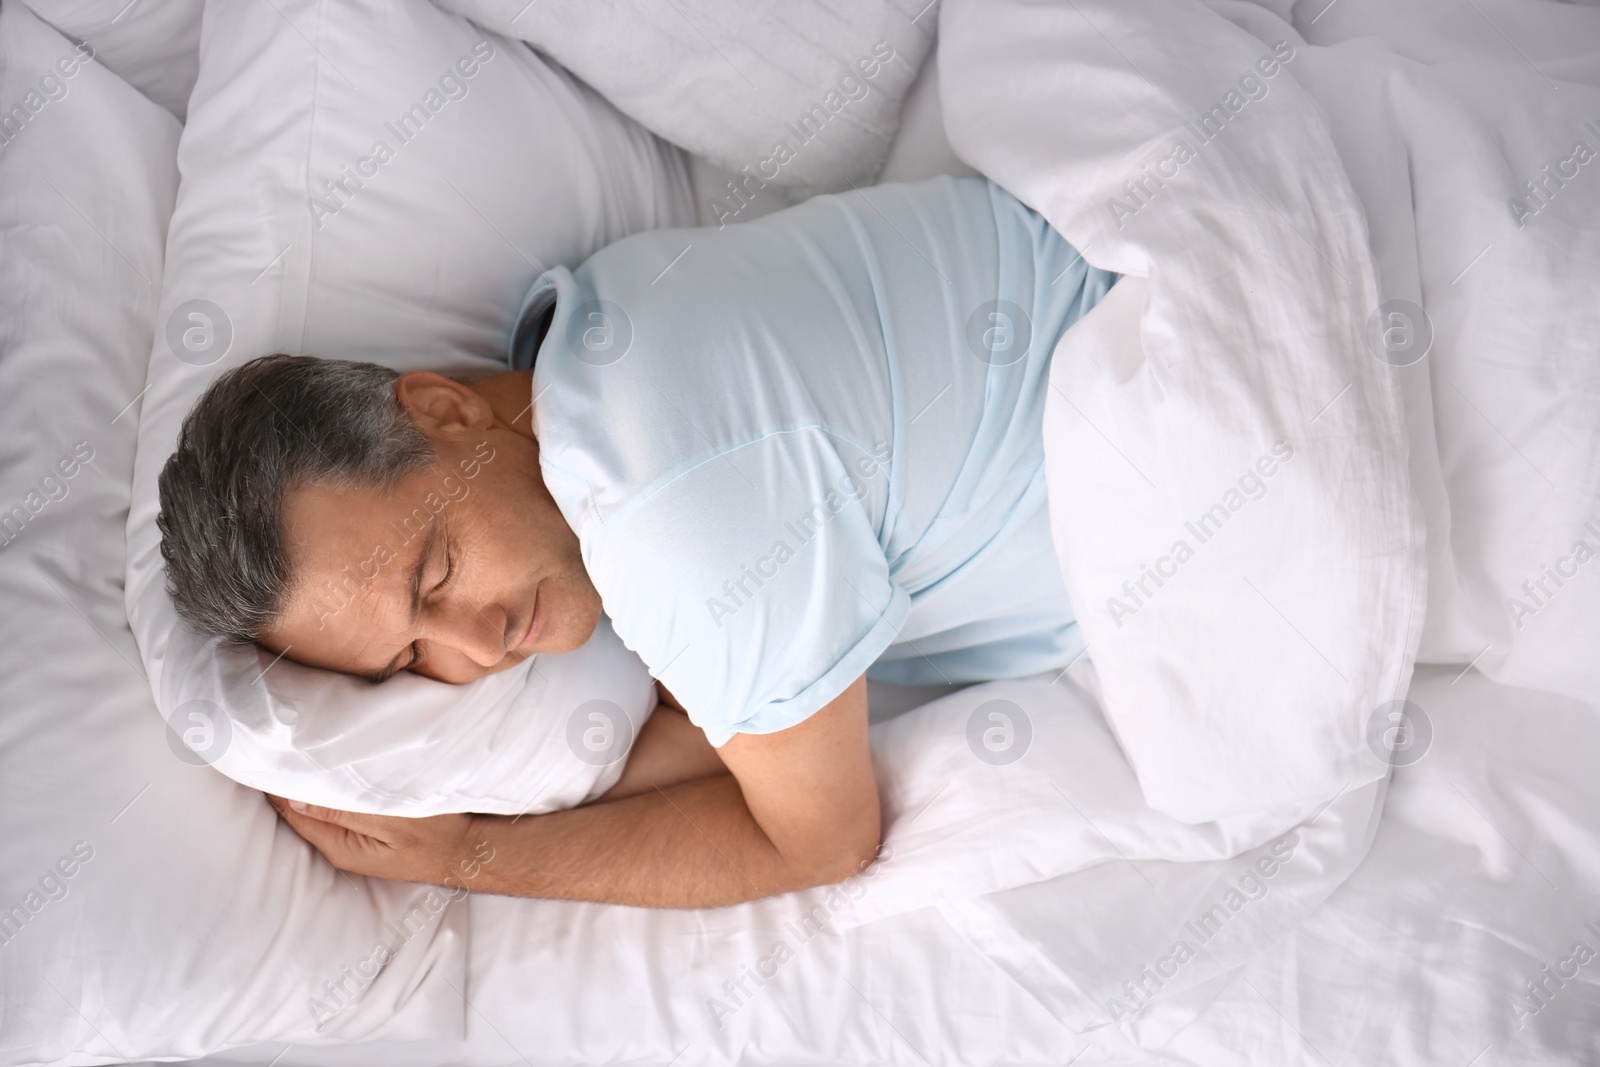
{"left": 420, "top": 599, "right": 506, "bottom": 667}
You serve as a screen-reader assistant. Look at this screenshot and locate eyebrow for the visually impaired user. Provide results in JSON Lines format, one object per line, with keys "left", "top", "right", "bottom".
{"left": 365, "top": 520, "right": 444, "bottom": 684}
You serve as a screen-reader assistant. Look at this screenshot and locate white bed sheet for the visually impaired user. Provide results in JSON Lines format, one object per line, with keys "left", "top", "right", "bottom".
{"left": 173, "top": 667, "right": 1599, "bottom": 1067}
{"left": 1170, "top": 667, "right": 1600, "bottom": 1065}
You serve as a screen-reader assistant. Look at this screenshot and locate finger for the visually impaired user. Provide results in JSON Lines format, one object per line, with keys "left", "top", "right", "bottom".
{"left": 266, "top": 794, "right": 381, "bottom": 833}
{"left": 270, "top": 797, "right": 337, "bottom": 847}
{"left": 266, "top": 793, "right": 326, "bottom": 821}
{"left": 272, "top": 798, "right": 369, "bottom": 863}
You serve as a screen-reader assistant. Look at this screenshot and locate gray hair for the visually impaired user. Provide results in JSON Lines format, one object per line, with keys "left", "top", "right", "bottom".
{"left": 157, "top": 354, "right": 436, "bottom": 642}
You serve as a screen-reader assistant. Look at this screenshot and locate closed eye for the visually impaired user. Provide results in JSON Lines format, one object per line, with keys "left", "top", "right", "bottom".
{"left": 406, "top": 537, "right": 457, "bottom": 677}
{"left": 438, "top": 540, "right": 458, "bottom": 592}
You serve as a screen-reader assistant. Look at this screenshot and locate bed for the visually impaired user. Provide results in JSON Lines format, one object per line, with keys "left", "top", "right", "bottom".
{"left": 1, "top": 0, "right": 1596, "bottom": 1063}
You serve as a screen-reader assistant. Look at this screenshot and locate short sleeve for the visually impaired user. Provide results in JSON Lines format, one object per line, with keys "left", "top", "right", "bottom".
{"left": 575, "top": 428, "right": 907, "bottom": 746}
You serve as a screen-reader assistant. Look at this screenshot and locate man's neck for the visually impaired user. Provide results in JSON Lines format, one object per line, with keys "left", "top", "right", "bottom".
{"left": 469, "top": 371, "right": 537, "bottom": 441}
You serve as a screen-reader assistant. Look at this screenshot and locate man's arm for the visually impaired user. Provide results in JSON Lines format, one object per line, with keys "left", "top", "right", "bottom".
{"left": 269, "top": 675, "right": 881, "bottom": 908}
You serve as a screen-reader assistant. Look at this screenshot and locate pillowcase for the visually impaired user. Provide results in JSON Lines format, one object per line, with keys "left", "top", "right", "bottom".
{"left": 122, "top": 0, "right": 694, "bottom": 816}
{"left": 0, "top": 5, "right": 468, "bottom": 1062}
{"left": 20, "top": 0, "right": 203, "bottom": 118}
{"left": 187, "top": 613, "right": 658, "bottom": 817}
{"left": 433, "top": 0, "right": 937, "bottom": 201}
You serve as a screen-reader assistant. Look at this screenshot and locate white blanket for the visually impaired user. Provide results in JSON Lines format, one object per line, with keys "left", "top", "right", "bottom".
{"left": 941, "top": 0, "right": 1600, "bottom": 826}
{"left": 942, "top": 0, "right": 1428, "bottom": 824}
{"left": 919, "top": 0, "right": 1600, "bottom": 1032}
{"left": 1283, "top": 0, "right": 1600, "bottom": 703}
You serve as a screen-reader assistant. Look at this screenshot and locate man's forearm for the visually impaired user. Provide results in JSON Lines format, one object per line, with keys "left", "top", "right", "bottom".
{"left": 466, "top": 774, "right": 826, "bottom": 908}
{"left": 269, "top": 679, "right": 883, "bottom": 908}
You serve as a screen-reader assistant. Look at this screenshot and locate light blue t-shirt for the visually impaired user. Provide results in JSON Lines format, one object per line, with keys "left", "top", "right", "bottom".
{"left": 513, "top": 177, "right": 1117, "bottom": 746}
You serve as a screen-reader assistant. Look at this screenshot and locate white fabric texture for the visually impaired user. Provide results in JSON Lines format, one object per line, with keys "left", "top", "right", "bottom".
{"left": 930, "top": 667, "right": 1600, "bottom": 1063}
{"left": 122, "top": 0, "right": 692, "bottom": 817}
{"left": 940, "top": 0, "right": 1428, "bottom": 823}
{"left": 190, "top": 615, "right": 658, "bottom": 817}
{"left": 1276, "top": 0, "right": 1600, "bottom": 706}
{"left": 20, "top": 0, "right": 203, "bottom": 118}
{"left": 173, "top": 667, "right": 1600, "bottom": 1067}
{"left": 0, "top": 4, "right": 467, "bottom": 1062}
{"left": 847, "top": 670, "right": 1381, "bottom": 932}
{"left": 431, "top": 0, "right": 938, "bottom": 199}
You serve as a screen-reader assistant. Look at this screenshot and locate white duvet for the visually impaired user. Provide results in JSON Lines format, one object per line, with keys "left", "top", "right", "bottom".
{"left": 922, "top": 0, "right": 1600, "bottom": 1034}
{"left": 946, "top": 0, "right": 1429, "bottom": 828}
{"left": 941, "top": 0, "right": 1598, "bottom": 721}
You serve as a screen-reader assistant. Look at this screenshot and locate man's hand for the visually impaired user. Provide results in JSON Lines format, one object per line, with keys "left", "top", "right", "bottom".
{"left": 266, "top": 675, "right": 883, "bottom": 908}
{"left": 265, "top": 797, "right": 492, "bottom": 889}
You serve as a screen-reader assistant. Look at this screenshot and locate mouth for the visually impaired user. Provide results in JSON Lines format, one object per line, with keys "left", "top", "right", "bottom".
{"left": 513, "top": 588, "right": 542, "bottom": 654}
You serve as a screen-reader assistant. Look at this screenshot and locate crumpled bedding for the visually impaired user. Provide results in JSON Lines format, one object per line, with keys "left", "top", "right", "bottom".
{"left": 943, "top": 0, "right": 1427, "bottom": 825}
{"left": 938, "top": 0, "right": 1600, "bottom": 816}
{"left": 431, "top": 0, "right": 936, "bottom": 198}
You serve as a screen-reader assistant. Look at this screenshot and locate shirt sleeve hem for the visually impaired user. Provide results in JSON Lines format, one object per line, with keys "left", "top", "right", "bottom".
{"left": 702, "top": 588, "right": 910, "bottom": 748}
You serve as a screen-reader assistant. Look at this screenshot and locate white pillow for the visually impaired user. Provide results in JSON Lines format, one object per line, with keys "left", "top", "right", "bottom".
{"left": 0, "top": 4, "right": 467, "bottom": 1060}
{"left": 434, "top": 0, "right": 936, "bottom": 200}
{"left": 125, "top": 0, "right": 690, "bottom": 815}
{"left": 182, "top": 613, "right": 658, "bottom": 816}
{"left": 21, "top": 0, "right": 203, "bottom": 118}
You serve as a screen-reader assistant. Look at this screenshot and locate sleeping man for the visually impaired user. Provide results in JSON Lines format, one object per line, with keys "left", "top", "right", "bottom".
{"left": 156, "top": 176, "right": 1118, "bottom": 908}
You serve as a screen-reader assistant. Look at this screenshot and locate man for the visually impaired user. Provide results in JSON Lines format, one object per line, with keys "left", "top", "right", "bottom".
{"left": 157, "top": 176, "right": 1117, "bottom": 908}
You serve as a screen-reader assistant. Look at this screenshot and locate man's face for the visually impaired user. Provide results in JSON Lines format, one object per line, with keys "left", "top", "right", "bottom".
{"left": 260, "top": 374, "right": 601, "bottom": 684}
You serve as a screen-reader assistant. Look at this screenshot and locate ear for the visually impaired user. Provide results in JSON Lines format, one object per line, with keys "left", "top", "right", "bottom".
{"left": 394, "top": 372, "right": 494, "bottom": 437}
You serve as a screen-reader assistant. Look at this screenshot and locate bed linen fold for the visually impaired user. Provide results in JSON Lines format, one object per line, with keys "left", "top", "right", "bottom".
{"left": 940, "top": 0, "right": 1427, "bottom": 827}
